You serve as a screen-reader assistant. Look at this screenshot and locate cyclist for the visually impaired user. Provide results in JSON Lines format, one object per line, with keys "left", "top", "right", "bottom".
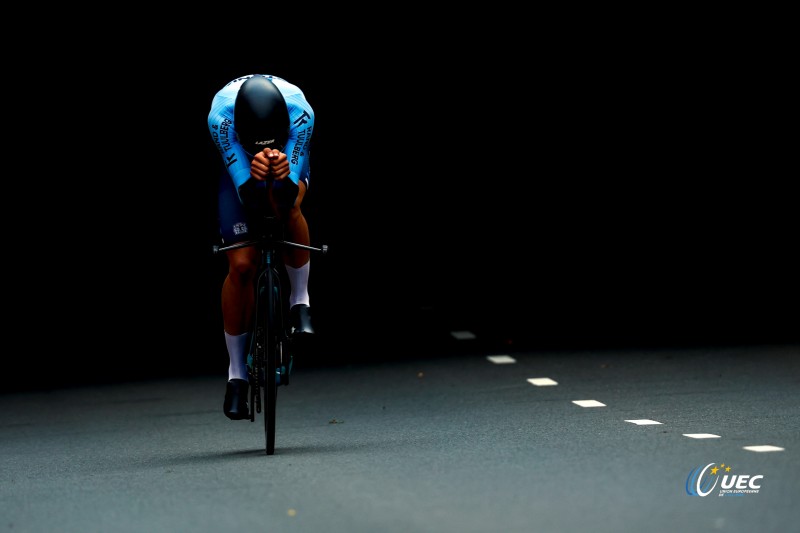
{"left": 208, "top": 74, "right": 315, "bottom": 420}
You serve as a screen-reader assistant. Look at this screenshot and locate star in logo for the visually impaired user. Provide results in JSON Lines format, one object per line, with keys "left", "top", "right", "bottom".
{"left": 710, "top": 463, "right": 733, "bottom": 475}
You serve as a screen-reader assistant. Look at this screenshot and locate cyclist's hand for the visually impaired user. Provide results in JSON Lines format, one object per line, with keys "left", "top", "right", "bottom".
{"left": 266, "top": 150, "right": 290, "bottom": 181}
{"left": 249, "top": 150, "right": 272, "bottom": 181}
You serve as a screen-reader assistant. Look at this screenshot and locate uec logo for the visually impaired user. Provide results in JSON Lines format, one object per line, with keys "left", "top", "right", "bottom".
{"left": 686, "top": 463, "right": 763, "bottom": 497}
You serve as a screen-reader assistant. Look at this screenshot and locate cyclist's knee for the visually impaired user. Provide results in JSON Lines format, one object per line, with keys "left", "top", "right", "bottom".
{"left": 227, "top": 249, "right": 259, "bottom": 281}
{"left": 283, "top": 203, "right": 305, "bottom": 224}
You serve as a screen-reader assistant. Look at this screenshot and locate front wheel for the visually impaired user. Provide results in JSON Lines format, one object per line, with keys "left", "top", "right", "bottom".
{"left": 263, "top": 268, "right": 280, "bottom": 455}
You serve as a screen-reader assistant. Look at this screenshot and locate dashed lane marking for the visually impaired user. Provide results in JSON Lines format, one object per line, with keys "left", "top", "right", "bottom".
{"left": 483, "top": 352, "right": 785, "bottom": 452}
{"left": 572, "top": 400, "right": 606, "bottom": 407}
{"left": 527, "top": 377, "right": 558, "bottom": 386}
{"left": 487, "top": 355, "right": 516, "bottom": 364}
{"left": 743, "top": 445, "right": 785, "bottom": 452}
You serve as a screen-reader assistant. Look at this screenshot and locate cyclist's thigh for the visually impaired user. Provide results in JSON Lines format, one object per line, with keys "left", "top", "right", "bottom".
{"left": 218, "top": 172, "right": 267, "bottom": 244}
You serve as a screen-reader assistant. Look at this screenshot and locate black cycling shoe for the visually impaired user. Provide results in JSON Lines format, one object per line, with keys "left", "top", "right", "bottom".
{"left": 223, "top": 379, "right": 250, "bottom": 420}
{"left": 289, "top": 304, "right": 314, "bottom": 337}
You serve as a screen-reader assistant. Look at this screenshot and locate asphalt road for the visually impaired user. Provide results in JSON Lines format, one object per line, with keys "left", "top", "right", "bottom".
{"left": 5, "top": 31, "right": 796, "bottom": 533}
{"left": 2, "top": 339, "right": 798, "bottom": 533}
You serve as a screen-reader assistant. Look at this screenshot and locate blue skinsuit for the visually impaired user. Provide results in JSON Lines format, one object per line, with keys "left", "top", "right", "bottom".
{"left": 208, "top": 74, "right": 314, "bottom": 243}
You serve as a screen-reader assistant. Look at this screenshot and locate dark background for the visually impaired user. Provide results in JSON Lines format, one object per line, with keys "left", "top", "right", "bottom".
{"left": 7, "top": 24, "right": 796, "bottom": 390}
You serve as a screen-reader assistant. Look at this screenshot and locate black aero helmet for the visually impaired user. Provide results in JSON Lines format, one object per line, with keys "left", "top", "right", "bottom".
{"left": 234, "top": 75, "right": 290, "bottom": 154}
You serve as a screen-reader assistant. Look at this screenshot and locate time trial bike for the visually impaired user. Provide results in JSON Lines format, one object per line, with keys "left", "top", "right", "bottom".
{"left": 213, "top": 215, "right": 327, "bottom": 455}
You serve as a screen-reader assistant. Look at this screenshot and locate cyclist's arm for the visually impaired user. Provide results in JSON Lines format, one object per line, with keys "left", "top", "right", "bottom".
{"left": 282, "top": 92, "right": 315, "bottom": 187}
{"left": 208, "top": 94, "right": 256, "bottom": 200}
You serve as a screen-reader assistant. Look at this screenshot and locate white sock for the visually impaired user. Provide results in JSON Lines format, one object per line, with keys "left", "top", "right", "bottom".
{"left": 285, "top": 261, "right": 310, "bottom": 308}
{"left": 225, "top": 331, "right": 251, "bottom": 381}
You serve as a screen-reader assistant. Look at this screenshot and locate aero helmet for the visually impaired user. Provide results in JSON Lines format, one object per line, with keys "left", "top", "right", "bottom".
{"left": 234, "top": 75, "right": 290, "bottom": 154}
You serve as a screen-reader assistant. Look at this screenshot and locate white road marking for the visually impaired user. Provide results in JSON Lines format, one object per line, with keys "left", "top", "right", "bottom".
{"left": 527, "top": 377, "right": 558, "bottom": 386}
{"left": 487, "top": 355, "right": 516, "bottom": 364}
{"left": 572, "top": 400, "right": 606, "bottom": 407}
{"left": 450, "top": 330, "right": 476, "bottom": 340}
{"left": 473, "top": 352, "right": 783, "bottom": 454}
{"left": 743, "top": 445, "right": 785, "bottom": 452}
